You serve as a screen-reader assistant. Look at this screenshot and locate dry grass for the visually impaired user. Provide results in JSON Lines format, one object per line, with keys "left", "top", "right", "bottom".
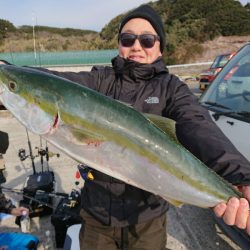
{"left": 191, "top": 35, "right": 250, "bottom": 62}
{"left": 0, "top": 32, "right": 100, "bottom": 53}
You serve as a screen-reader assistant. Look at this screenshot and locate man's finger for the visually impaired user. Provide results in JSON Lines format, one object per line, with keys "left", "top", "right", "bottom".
{"left": 213, "top": 202, "right": 227, "bottom": 217}
{"left": 235, "top": 198, "right": 249, "bottom": 229}
{"left": 246, "top": 214, "right": 250, "bottom": 235}
{"left": 223, "top": 198, "right": 239, "bottom": 225}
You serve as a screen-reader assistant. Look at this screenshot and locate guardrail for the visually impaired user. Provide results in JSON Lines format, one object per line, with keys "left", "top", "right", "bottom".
{"left": 168, "top": 61, "right": 212, "bottom": 68}
{"left": 45, "top": 61, "right": 213, "bottom": 76}
{"left": 168, "top": 62, "right": 212, "bottom": 76}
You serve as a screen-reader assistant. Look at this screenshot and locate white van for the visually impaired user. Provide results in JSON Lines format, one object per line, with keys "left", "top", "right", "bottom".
{"left": 199, "top": 43, "right": 250, "bottom": 162}
{"left": 199, "top": 43, "right": 250, "bottom": 248}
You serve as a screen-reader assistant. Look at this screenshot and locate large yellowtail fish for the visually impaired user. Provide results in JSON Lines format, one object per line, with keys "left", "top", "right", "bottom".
{"left": 0, "top": 65, "right": 241, "bottom": 208}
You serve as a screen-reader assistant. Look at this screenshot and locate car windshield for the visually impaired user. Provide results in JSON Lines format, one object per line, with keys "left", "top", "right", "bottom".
{"left": 199, "top": 43, "right": 250, "bottom": 122}
{"left": 210, "top": 54, "right": 232, "bottom": 69}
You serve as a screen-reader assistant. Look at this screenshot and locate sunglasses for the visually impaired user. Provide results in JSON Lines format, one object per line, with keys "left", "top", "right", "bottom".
{"left": 119, "top": 33, "right": 160, "bottom": 49}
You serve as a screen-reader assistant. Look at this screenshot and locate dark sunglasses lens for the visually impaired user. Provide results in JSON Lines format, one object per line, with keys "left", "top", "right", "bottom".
{"left": 120, "top": 34, "right": 136, "bottom": 47}
{"left": 139, "top": 35, "right": 155, "bottom": 48}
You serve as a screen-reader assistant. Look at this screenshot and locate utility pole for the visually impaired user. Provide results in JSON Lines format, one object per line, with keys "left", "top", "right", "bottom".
{"left": 32, "top": 12, "right": 37, "bottom": 65}
{"left": 5, "top": 27, "right": 14, "bottom": 64}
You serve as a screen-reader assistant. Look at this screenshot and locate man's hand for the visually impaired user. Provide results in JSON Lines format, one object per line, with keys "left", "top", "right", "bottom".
{"left": 10, "top": 206, "right": 29, "bottom": 216}
{"left": 213, "top": 186, "right": 250, "bottom": 235}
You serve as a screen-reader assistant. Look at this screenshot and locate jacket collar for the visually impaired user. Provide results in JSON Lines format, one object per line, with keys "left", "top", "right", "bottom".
{"left": 111, "top": 55, "right": 168, "bottom": 81}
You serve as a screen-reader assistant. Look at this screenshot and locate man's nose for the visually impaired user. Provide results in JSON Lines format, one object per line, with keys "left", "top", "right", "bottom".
{"left": 131, "top": 38, "right": 142, "bottom": 50}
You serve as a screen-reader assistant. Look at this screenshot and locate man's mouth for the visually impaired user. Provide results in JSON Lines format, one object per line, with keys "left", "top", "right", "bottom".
{"left": 129, "top": 55, "right": 143, "bottom": 60}
{"left": 128, "top": 55, "right": 145, "bottom": 62}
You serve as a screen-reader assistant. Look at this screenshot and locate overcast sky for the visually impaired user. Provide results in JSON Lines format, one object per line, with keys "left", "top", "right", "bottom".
{"left": 0, "top": 0, "right": 249, "bottom": 31}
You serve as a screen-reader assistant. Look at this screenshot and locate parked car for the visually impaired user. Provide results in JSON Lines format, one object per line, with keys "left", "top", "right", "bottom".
{"left": 199, "top": 44, "right": 250, "bottom": 161}
{"left": 199, "top": 52, "right": 236, "bottom": 91}
{"left": 199, "top": 43, "right": 250, "bottom": 249}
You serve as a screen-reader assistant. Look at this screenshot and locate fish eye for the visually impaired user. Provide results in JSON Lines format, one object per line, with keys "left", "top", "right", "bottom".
{"left": 8, "top": 81, "right": 17, "bottom": 92}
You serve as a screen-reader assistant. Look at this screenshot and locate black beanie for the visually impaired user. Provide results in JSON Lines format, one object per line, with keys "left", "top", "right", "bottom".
{"left": 118, "top": 5, "right": 165, "bottom": 52}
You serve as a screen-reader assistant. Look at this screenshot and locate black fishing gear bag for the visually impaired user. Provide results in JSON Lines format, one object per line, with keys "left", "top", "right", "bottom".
{"left": 20, "top": 171, "right": 55, "bottom": 218}
{"left": 51, "top": 189, "right": 82, "bottom": 248}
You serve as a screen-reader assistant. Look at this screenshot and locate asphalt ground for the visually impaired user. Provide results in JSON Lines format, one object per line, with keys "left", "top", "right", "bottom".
{"left": 0, "top": 81, "right": 243, "bottom": 250}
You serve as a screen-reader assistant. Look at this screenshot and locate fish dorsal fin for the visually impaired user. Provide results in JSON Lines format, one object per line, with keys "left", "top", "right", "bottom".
{"left": 116, "top": 100, "right": 133, "bottom": 108}
{"left": 144, "top": 113, "right": 178, "bottom": 142}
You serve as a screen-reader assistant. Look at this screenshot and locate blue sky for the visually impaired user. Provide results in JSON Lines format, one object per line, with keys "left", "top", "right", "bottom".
{"left": 0, "top": 0, "right": 249, "bottom": 31}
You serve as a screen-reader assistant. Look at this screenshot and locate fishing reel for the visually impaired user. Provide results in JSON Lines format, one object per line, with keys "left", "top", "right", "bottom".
{"left": 62, "top": 189, "right": 80, "bottom": 209}
{"left": 69, "top": 189, "right": 80, "bottom": 201}
{"left": 18, "top": 148, "right": 29, "bottom": 161}
{"left": 36, "top": 147, "right": 47, "bottom": 157}
{"left": 35, "top": 147, "right": 60, "bottom": 160}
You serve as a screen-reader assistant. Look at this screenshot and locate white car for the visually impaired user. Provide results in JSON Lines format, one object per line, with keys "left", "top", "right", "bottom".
{"left": 199, "top": 42, "right": 250, "bottom": 162}
{"left": 199, "top": 43, "right": 250, "bottom": 248}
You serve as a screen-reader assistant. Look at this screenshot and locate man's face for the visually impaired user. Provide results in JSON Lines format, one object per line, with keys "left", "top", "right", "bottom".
{"left": 119, "top": 18, "right": 162, "bottom": 64}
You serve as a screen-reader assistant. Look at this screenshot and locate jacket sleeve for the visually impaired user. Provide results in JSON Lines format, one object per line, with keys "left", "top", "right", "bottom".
{"left": 31, "top": 66, "right": 106, "bottom": 91}
{"left": 0, "top": 191, "right": 15, "bottom": 214}
{"left": 0, "top": 131, "right": 9, "bottom": 154}
{"left": 31, "top": 66, "right": 116, "bottom": 97}
{"left": 164, "top": 75, "right": 250, "bottom": 185}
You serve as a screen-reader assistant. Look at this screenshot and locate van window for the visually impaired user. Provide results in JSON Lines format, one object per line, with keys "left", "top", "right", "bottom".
{"left": 200, "top": 44, "right": 250, "bottom": 120}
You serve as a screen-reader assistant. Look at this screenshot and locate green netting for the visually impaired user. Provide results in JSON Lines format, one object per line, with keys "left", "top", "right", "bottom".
{"left": 0, "top": 49, "right": 118, "bottom": 66}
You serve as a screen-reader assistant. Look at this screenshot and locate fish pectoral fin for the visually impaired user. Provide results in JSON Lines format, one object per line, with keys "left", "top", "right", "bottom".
{"left": 143, "top": 113, "right": 178, "bottom": 142}
{"left": 165, "top": 198, "right": 184, "bottom": 207}
{"left": 69, "top": 127, "right": 105, "bottom": 145}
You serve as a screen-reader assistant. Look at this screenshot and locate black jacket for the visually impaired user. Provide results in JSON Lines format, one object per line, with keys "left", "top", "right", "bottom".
{"left": 38, "top": 56, "right": 250, "bottom": 226}
{"left": 0, "top": 130, "right": 9, "bottom": 154}
{"left": 0, "top": 191, "right": 15, "bottom": 214}
{"left": 0, "top": 130, "right": 15, "bottom": 213}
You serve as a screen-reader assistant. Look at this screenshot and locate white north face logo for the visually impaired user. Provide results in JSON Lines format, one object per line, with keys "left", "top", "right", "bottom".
{"left": 144, "top": 97, "right": 159, "bottom": 104}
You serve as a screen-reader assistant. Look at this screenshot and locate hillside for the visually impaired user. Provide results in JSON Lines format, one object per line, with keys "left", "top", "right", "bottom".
{"left": 0, "top": 0, "right": 250, "bottom": 64}
{"left": 189, "top": 35, "right": 250, "bottom": 63}
{"left": 100, "top": 0, "right": 250, "bottom": 64}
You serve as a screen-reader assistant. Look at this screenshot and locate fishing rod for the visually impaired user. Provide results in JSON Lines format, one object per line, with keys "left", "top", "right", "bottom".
{"left": 3, "top": 187, "right": 64, "bottom": 207}
{"left": 26, "top": 128, "right": 36, "bottom": 174}
{"left": 2, "top": 187, "right": 81, "bottom": 213}
{"left": 37, "top": 136, "right": 44, "bottom": 172}
{"left": 35, "top": 137, "right": 59, "bottom": 172}
{"left": 17, "top": 128, "right": 38, "bottom": 174}
{"left": 18, "top": 133, "right": 60, "bottom": 172}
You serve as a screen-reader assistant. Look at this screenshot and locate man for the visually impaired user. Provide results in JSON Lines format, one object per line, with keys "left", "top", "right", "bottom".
{"left": 0, "top": 130, "right": 29, "bottom": 216}
{"left": 1, "top": 5, "right": 250, "bottom": 250}
{"left": 0, "top": 131, "right": 35, "bottom": 250}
